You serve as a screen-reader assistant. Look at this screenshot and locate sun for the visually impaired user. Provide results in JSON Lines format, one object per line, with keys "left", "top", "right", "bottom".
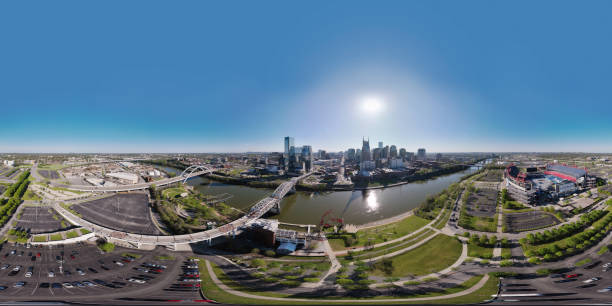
{"left": 360, "top": 96, "right": 385, "bottom": 114}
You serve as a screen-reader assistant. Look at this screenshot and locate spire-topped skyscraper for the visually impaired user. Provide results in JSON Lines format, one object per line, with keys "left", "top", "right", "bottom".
{"left": 361, "top": 137, "right": 371, "bottom": 161}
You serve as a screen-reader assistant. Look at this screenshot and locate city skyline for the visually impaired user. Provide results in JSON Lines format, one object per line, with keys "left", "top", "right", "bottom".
{"left": 2, "top": 1, "right": 612, "bottom": 153}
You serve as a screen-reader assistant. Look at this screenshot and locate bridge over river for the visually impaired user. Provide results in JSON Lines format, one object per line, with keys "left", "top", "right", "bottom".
{"left": 51, "top": 172, "right": 313, "bottom": 250}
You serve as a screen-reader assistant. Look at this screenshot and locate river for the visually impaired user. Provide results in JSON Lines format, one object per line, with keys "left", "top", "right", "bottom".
{"left": 156, "top": 161, "right": 486, "bottom": 226}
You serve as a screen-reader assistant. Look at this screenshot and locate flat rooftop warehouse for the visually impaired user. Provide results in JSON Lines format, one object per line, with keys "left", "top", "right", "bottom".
{"left": 72, "top": 193, "right": 161, "bottom": 235}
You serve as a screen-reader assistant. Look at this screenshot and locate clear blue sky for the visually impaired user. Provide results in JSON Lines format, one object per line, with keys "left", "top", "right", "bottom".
{"left": 1, "top": 0, "right": 611, "bottom": 153}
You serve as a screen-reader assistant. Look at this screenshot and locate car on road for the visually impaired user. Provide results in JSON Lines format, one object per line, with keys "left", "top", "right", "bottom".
{"left": 1, "top": 264, "right": 10, "bottom": 270}
{"left": 597, "top": 286, "right": 612, "bottom": 293}
{"left": 10, "top": 250, "right": 16, "bottom": 255}
{"left": 25, "top": 271, "right": 32, "bottom": 278}
{"left": 565, "top": 274, "right": 579, "bottom": 279}
{"left": 31, "top": 256, "right": 36, "bottom": 262}
{"left": 48, "top": 271, "right": 55, "bottom": 277}
{"left": 128, "top": 278, "right": 146, "bottom": 284}
{"left": 14, "top": 281, "right": 25, "bottom": 288}
{"left": 62, "top": 282, "right": 74, "bottom": 288}
{"left": 0, "top": 286, "right": 6, "bottom": 291}
{"left": 76, "top": 268, "right": 85, "bottom": 275}
{"left": 583, "top": 277, "right": 600, "bottom": 283}
{"left": 555, "top": 279, "right": 576, "bottom": 283}
{"left": 36, "top": 253, "right": 41, "bottom": 257}
{"left": 88, "top": 268, "right": 98, "bottom": 274}
{"left": 13, "top": 265, "right": 22, "bottom": 271}
{"left": 40, "top": 283, "right": 50, "bottom": 288}
{"left": 181, "top": 278, "right": 202, "bottom": 282}
{"left": 114, "top": 261, "right": 124, "bottom": 266}
{"left": 577, "top": 283, "right": 597, "bottom": 288}
{"left": 51, "top": 283, "right": 62, "bottom": 289}
{"left": 83, "top": 281, "right": 96, "bottom": 287}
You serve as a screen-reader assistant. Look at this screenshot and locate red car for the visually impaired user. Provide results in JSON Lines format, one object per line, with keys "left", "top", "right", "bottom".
{"left": 565, "top": 274, "right": 578, "bottom": 279}
{"left": 70, "top": 255, "right": 75, "bottom": 260}
{"left": 36, "top": 253, "right": 41, "bottom": 257}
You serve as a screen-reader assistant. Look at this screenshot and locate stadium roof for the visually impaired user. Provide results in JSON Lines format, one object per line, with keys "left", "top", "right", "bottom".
{"left": 546, "top": 164, "right": 586, "bottom": 178}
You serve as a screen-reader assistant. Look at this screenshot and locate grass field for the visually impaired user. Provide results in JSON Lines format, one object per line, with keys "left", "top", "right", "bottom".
{"left": 80, "top": 228, "right": 91, "bottom": 235}
{"left": 501, "top": 247, "right": 512, "bottom": 259}
{"left": 50, "top": 233, "right": 62, "bottom": 241}
{"left": 65, "top": 231, "right": 79, "bottom": 239}
{"left": 199, "top": 260, "right": 497, "bottom": 305}
{"left": 371, "top": 234, "right": 463, "bottom": 277}
{"left": 162, "top": 187, "right": 188, "bottom": 199}
{"left": 331, "top": 215, "right": 430, "bottom": 251}
{"left": 468, "top": 243, "right": 494, "bottom": 259}
{"left": 32, "top": 236, "right": 47, "bottom": 242}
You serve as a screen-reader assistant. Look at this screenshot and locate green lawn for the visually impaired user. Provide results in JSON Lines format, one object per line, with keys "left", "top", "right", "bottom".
{"left": 50, "top": 234, "right": 63, "bottom": 241}
{"left": 331, "top": 215, "right": 430, "bottom": 251}
{"left": 575, "top": 258, "right": 592, "bottom": 267}
{"left": 162, "top": 187, "right": 187, "bottom": 199}
{"left": 65, "top": 231, "right": 79, "bottom": 239}
{"left": 32, "top": 236, "right": 47, "bottom": 242}
{"left": 22, "top": 189, "right": 42, "bottom": 201}
{"left": 80, "top": 228, "right": 91, "bottom": 235}
{"left": 468, "top": 243, "right": 494, "bottom": 259}
{"left": 199, "top": 260, "right": 497, "bottom": 305}
{"left": 501, "top": 248, "right": 513, "bottom": 259}
{"left": 371, "top": 234, "right": 463, "bottom": 277}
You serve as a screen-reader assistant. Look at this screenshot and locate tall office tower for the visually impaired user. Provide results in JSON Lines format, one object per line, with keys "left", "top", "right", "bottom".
{"left": 390, "top": 145, "right": 398, "bottom": 158}
{"left": 399, "top": 148, "right": 407, "bottom": 159}
{"left": 383, "top": 145, "right": 390, "bottom": 159}
{"left": 436, "top": 153, "right": 442, "bottom": 161}
{"left": 417, "top": 148, "right": 426, "bottom": 160}
{"left": 284, "top": 137, "right": 294, "bottom": 155}
{"left": 372, "top": 148, "right": 382, "bottom": 161}
{"left": 378, "top": 141, "right": 383, "bottom": 149}
{"left": 347, "top": 148, "right": 356, "bottom": 161}
{"left": 356, "top": 149, "right": 361, "bottom": 161}
{"left": 301, "top": 145, "right": 313, "bottom": 172}
{"left": 361, "top": 138, "right": 371, "bottom": 161}
{"left": 318, "top": 150, "right": 327, "bottom": 159}
{"left": 406, "top": 152, "right": 415, "bottom": 161}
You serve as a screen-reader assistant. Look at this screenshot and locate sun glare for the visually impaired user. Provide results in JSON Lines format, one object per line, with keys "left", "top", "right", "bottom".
{"left": 360, "top": 96, "right": 384, "bottom": 114}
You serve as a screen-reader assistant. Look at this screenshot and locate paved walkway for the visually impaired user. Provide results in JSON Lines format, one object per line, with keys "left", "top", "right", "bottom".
{"left": 204, "top": 260, "right": 491, "bottom": 303}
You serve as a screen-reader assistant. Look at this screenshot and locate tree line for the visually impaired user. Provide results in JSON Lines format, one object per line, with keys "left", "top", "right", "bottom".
{"left": 0, "top": 171, "right": 30, "bottom": 227}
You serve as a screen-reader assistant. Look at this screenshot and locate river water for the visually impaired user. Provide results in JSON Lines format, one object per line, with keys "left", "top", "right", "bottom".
{"left": 157, "top": 161, "right": 486, "bottom": 226}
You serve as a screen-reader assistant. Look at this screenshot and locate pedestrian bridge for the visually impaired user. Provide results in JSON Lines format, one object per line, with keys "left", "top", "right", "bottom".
{"left": 51, "top": 172, "right": 313, "bottom": 249}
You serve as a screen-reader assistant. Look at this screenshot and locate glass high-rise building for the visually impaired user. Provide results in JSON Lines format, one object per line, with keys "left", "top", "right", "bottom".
{"left": 284, "top": 137, "right": 294, "bottom": 155}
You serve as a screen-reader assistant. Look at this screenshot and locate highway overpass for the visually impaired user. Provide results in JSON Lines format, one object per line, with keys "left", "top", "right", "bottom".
{"left": 51, "top": 172, "right": 312, "bottom": 250}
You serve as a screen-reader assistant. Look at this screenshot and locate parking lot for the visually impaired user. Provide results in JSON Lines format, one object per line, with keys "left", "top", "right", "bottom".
{"left": 38, "top": 170, "right": 60, "bottom": 179}
{"left": 15, "top": 206, "right": 71, "bottom": 234}
{"left": 477, "top": 170, "right": 503, "bottom": 182}
{"left": 493, "top": 251, "right": 612, "bottom": 304}
{"left": 73, "top": 193, "right": 161, "bottom": 235}
{"left": 504, "top": 211, "right": 559, "bottom": 232}
{"left": 0, "top": 241, "right": 196, "bottom": 301}
{"left": 465, "top": 188, "right": 498, "bottom": 218}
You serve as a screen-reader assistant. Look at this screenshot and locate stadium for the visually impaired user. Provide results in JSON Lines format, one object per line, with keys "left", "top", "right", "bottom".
{"left": 504, "top": 163, "right": 596, "bottom": 204}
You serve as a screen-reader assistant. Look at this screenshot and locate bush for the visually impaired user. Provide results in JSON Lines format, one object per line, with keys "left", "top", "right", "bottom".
{"left": 250, "top": 259, "right": 266, "bottom": 268}
{"left": 251, "top": 248, "right": 260, "bottom": 254}
{"left": 404, "top": 280, "right": 421, "bottom": 286}
{"left": 500, "top": 260, "right": 513, "bottom": 267}
{"left": 279, "top": 280, "right": 301, "bottom": 287}
{"left": 263, "top": 277, "right": 279, "bottom": 283}
{"left": 98, "top": 242, "right": 115, "bottom": 253}
{"left": 264, "top": 250, "right": 276, "bottom": 257}
{"left": 336, "top": 278, "right": 354, "bottom": 285}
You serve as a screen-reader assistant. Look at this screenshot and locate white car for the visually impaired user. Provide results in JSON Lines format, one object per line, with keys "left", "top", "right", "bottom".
{"left": 583, "top": 277, "right": 600, "bottom": 283}
{"left": 48, "top": 271, "right": 55, "bottom": 277}
{"left": 62, "top": 282, "right": 74, "bottom": 288}
{"left": 114, "top": 261, "right": 124, "bottom": 266}
{"left": 83, "top": 281, "right": 96, "bottom": 287}
{"left": 25, "top": 272, "right": 32, "bottom": 278}
{"left": 128, "top": 278, "right": 146, "bottom": 284}
{"left": 597, "top": 286, "right": 612, "bottom": 293}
